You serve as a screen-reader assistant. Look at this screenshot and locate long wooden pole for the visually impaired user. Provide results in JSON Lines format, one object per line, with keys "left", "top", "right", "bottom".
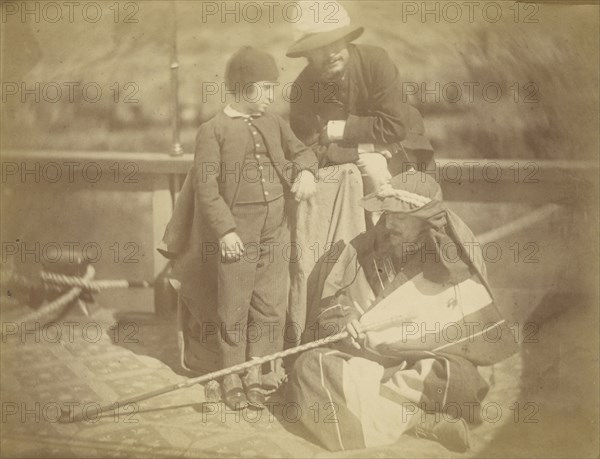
{"left": 59, "top": 330, "right": 349, "bottom": 422}
{"left": 58, "top": 316, "right": 402, "bottom": 422}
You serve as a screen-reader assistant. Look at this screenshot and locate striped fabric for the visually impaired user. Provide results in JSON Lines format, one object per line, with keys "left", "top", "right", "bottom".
{"left": 288, "top": 347, "right": 487, "bottom": 451}
{"left": 358, "top": 270, "right": 514, "bottom": 366}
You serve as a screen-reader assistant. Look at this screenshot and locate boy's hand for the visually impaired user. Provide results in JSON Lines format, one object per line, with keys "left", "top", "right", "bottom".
{"left": 219, "top": 232, "right": 244, "bottom": 263}
{"left": 291, "top": 170, "right": 317, "bottom": 201}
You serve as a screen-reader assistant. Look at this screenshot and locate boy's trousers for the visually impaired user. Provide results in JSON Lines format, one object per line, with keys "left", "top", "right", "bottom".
{"left": 215, "top": 196, "right": 290, "bottom": 367}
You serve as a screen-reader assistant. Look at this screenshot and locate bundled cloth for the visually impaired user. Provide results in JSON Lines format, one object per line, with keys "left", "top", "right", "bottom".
{"left": 287, "top": 172, "right": 519, "bottom": 451}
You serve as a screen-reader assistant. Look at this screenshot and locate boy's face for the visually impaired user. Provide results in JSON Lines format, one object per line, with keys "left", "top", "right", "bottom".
{"left": 244, "top": 81, "right": 277, "bottom": 114}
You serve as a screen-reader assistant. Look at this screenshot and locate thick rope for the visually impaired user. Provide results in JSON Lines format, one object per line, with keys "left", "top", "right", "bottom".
{"left": 16, "top": 265, "right": 96, "bottom": 323}
{"left": 40, "top": 271, "right": 150, "bottom": 292}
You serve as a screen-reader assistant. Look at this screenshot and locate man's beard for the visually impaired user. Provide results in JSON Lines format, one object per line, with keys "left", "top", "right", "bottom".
{"left": 317, "top": 60, "right": 346, "bottom": 81}
{"left": 320, "top": 67, "right": 342, "bottom": 81}
{"left": 390, "top": 236, "right": 426, "bottom": 264}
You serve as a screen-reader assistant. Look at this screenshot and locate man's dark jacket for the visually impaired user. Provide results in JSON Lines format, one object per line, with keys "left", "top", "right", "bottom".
{"left": 290, "top": 44, "right": 433, "bottom": 166}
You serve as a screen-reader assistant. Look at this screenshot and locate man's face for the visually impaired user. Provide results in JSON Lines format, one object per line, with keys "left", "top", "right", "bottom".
{"left": 385, "top": 213, "right": 428, "bottom": 256}
{"left": 305, "top": 39, "right": 350, "bottom": 80}
{"left": 245, "top": 81, "right": 277, "bottom": 114}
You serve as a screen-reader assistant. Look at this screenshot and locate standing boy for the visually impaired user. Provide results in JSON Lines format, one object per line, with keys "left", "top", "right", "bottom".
{"left": 183, "top": 47, "right": 317, "bottom": 410}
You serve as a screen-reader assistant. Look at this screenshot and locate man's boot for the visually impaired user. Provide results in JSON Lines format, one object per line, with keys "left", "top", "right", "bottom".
{"left": 221, "top": 373, "right": 248, "bottom": 410}
{"left": 243, "top": 365, "right": 265, "bottom": 410}
{"left": 413, "top": 412, "right": 470, "bottom": 453}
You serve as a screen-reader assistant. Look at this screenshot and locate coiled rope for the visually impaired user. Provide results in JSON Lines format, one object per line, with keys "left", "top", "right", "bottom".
{"left": 16, "top": 264, "right": 96, "bottom": 323}
{"left": 1, "top": 264, "right": 153, "bottom": 323}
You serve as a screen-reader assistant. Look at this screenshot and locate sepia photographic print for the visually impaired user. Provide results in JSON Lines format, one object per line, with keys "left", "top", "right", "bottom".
{"left": 1, "top": 1, "right": 599, "bottom": 458}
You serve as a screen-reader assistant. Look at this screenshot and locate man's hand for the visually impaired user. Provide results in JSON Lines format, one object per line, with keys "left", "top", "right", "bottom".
{"left": 358, "top": 144, "right": 393, "bottom": 159}
{"left": 373, "top": 144, "right": 393, "bottom": 159}
{"left": 219, "top": 232, "right": 244, "bottom": 263}
{"left": 346, "top": 319, "right": 365, "bottom": 350}
{"left": 291, "top": 170, "right": 317, "bottom": 201}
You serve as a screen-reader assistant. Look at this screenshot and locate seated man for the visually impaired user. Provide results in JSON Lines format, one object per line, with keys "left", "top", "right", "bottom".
{"left": 287, "top": 1, "right": 436, "bottom": 337}
{"left": 286, "top": 171, "right": 519, "bottom": 452}
{"left": 287, "top": 1, "right": 435, "bottom": 196}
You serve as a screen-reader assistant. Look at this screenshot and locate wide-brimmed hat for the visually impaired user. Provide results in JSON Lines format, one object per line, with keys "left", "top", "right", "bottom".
{"left": 361, "top": 172, "right": 443, "bottom": 214}
{"left": 286, "top": 1, "right": 363, "bottom": 58}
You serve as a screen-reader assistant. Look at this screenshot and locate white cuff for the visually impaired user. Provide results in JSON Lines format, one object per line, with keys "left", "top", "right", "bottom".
{"left": 358, "top": 143, "right": 375, "bottom": 154}
{"left": 326, "top": 120, "right": 346, "bottom": 141}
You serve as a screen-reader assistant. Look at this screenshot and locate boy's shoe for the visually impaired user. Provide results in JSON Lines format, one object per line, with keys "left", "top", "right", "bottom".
{"left": 246, "top": 387, "right": 266, "bottom": 409}
{"left": 413, "top": 413, "right": 470, "bottom": 453}
{"left": 222, "top": 374, "right": 248, "bottom": 410}
{"left": 262, "top": 358, "right": 287, "bottom": 394}
{"left": 243, "top": 365, "right": 266, "bottom": 410}
{"left": 204, "top": 380, "right": 222, "bottom": 403}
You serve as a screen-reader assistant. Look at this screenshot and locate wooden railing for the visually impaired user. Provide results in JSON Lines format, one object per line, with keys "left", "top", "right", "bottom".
{"left": 2, "top": 149, "right": 598, "bottom": 314}
{"left": 4, "top": 149, "right": 597, "bottom": 201}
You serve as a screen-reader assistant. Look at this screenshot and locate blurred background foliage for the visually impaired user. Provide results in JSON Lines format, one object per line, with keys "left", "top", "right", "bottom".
{"left": 1, "top": 0, "right": 598, "bottom": 159}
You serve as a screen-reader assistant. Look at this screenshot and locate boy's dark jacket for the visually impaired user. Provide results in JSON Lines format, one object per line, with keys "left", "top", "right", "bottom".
{"left": 162, "top": 110, "right": 317, "bottom": 300}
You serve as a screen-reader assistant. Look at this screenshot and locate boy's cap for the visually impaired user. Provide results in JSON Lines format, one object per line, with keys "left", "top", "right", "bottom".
{"left": 225, "top": 47, "right": 279, "bottom": 90}
{"left": 286, "top": 1, "right": 363, "bottom": 58}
